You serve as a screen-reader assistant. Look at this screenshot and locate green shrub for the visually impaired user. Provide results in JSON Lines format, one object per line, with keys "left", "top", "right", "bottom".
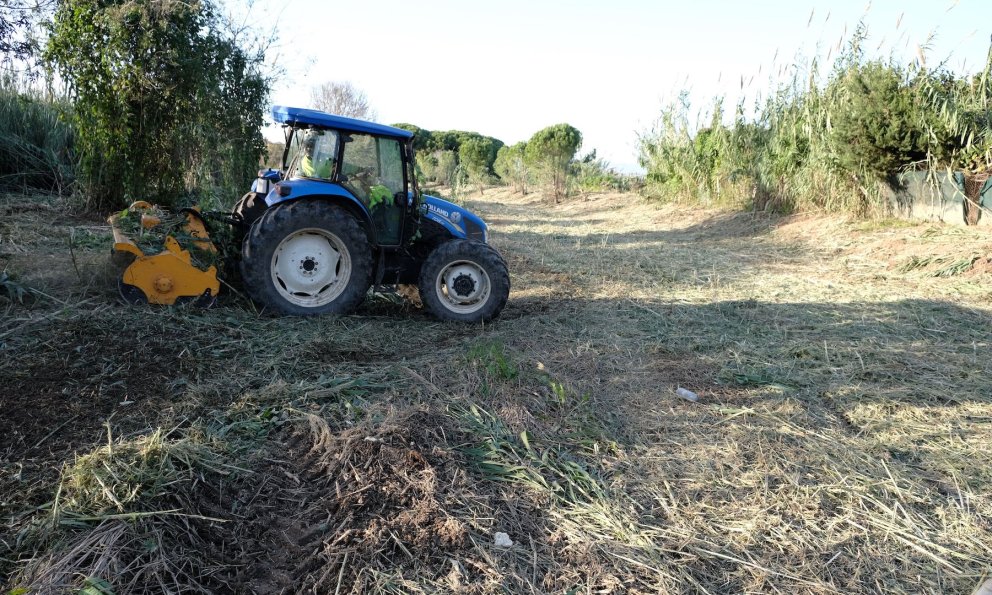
{"left": 922, "top": 74, "right": 992, "bottom": 174}
{"left": 638, "top": 92, "right": 710, "bottom": 200}
{"left": 636, "top": 21, "right": 992, "bottom": 219}
{"left": 458, "top": 135, "right": 500, "bottom": 191}
{"left": 45, "top": 0, "right": 268, "bottom": 211}
{"left": 827, "top": 61, "right": 928, "bottom": 183}
{"left": 417, "top": 149, "right": 459, "bottom": 187}
{"left": 570, "top": 150, "right": 634, "bottom": 193}
{"left": 398, "top": 124, "right": 504, "bottom": 191}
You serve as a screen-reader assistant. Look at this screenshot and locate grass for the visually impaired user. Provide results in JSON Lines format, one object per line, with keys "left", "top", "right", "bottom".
{"left": 466, "top": 339, "right": 519, "bottom": 380}
{"left": 0, "top": 85, "right": 75, "bottom": 195}
{"left": 1, "top": 186, "right": 991, "bottom": 593}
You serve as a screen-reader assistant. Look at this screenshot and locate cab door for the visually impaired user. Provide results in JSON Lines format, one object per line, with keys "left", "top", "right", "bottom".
{"left": 340, "top": 134, "right": 407, "bottom": 246}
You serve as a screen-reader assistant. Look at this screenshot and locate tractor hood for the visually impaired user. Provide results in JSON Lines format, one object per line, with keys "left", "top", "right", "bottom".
{"left": 420, "top": 195, "right": 488, "bottom": 243}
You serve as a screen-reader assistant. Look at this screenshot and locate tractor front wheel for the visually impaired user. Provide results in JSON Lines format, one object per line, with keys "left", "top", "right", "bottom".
{"left": 241, "top": 201, "right": 372, "bottom": 316}
{"left": 418, "top": 239, "right": 509, "bottom": 322}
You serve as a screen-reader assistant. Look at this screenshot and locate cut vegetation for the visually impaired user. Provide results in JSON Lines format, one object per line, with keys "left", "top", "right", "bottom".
{"left": 2, "top": 186, "right": 991, "bottom": 593}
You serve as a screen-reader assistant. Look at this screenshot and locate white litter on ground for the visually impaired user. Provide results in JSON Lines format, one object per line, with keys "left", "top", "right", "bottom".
{"left": 493, "top": 532, "right": 513, "bottom": 548}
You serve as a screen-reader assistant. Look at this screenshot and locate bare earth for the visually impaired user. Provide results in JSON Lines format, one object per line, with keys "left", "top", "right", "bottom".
{"left": 1, "top": 187, "right": 990, "bottom": 593}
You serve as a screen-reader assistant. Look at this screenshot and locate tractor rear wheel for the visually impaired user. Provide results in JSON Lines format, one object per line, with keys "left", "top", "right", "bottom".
{"left": 241, "top": 201, "right": 372, "bottom": 316}
{"left": 418, "top": 239, "right": 509, "bottom": 322}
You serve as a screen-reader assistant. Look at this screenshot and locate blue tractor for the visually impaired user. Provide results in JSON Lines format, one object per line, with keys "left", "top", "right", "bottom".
{"left": 230, "top": 106, "right": 510, "bottom": 322}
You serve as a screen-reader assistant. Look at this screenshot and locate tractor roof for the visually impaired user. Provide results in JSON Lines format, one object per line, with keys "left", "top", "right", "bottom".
{"left": 271, "top": 106, "right": 414, "bottom": 140}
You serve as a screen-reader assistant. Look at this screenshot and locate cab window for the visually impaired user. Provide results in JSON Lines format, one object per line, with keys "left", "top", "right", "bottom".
{"left": 289, "top": 130, "right": 338, "bottom": 180}
{"left": 341, "top": 135, "right": 405, "bottom": 206}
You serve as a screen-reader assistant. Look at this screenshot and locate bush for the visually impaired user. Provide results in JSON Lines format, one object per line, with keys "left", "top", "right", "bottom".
{"left": 637, "top": 28, "right": 992, "bottom": 218}
{"left": 397, "top": 124, "right": 504, "bottom": 192}
{"left": 458, "top": 136, "right": 499, "bottom": 191}
{"left": 45, "top": 0, "right": 268, "bottom": 211}
{"left": 827, "top": 60, "right": 928, "bottom": 184}
{"left": 924, "top": 55, "right": 992, "bottom": 160}
{"left": 638, "top": 92, "right": 710, "bottom": 200}
{"left": 571, "top": 152, "right": 635, "bottom": 193}
{"left": 417, "top": 150, "right": 459, "bottom": 187}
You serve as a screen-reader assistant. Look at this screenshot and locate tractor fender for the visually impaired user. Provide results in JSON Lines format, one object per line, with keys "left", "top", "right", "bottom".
{"left": 264, "top": 179, "right": 360, "bottom": 209}
{"left": 264, "top": 181, "right": 375, "bottom": 240}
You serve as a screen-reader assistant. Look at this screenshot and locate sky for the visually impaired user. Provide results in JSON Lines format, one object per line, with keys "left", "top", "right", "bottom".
{"left": 241, "top": 0, "right": 992, "bottom": 172}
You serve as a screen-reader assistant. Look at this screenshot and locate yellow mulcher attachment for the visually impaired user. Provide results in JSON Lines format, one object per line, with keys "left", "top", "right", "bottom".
{"left": 108, "top": 201, "right": 221, "bottom": 306}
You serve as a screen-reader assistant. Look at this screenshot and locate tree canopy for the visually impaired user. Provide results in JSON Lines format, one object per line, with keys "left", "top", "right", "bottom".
{"left": 526, "top": 124, "right": 582, "bottom": 202}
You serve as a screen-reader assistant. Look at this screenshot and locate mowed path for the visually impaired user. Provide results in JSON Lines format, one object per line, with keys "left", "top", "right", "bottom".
{"left": 462, "top": 187, "right": 992, "bottom": 593}
{"left": 2, "top": 187, "right": 991, "bottom": 593}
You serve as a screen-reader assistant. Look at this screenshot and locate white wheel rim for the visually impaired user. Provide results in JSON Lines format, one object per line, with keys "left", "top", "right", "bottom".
{"left": 270, "top": 228, "right": 352, "bottom": 307}
{"left": 435, "top": 259, "right": 491, "bottom": 314}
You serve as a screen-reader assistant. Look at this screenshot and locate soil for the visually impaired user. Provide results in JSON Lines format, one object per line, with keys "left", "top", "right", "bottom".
{"left": 228, "top": 410, "right": 544, "bottom": 594}
{"left": 1, "top": 317, "right": 188, "bottom": 518}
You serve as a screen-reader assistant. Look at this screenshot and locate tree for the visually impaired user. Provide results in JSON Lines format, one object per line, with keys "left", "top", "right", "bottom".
{"left": 526, "top": 124, "right": 582, "bottom": 202}
{"left": 392, "top": 123, "right": 433, "bottom": 152}
{"left": 1, "top": 0, "right": 51, "bottom": 72}
{"left": 426, "top": 130, "right": 460, "bottom": 152}
{"left": 828, "top": 61, "right": 927, "bottom": 184}
{"left": 434, "top": 151, "right": 458, "bottom": 186}
{"left": 310, "top": 81, "right": 377, "bottom": 120}
{"left": 458, "top": 136, "right": 499, "bottom": 192}
{"left": 494, "top": 142, "right": 529, "bottom": 194}
{"left": 46, "top": 0, "right": 268, "bottom": 210}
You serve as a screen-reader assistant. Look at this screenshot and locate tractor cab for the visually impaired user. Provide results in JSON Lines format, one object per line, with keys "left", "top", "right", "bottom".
{"left": 267, "top": 106, "right": 419, "bottom": 248}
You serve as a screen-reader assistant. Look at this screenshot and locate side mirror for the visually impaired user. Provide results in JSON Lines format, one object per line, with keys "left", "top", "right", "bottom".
{"left": 394, "top": 191, "right": 406, "bottom": 207}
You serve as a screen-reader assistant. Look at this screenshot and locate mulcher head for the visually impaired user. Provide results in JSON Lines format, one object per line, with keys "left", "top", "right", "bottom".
{"left": 108, "top": 201, "right": 220, "bottom": 306}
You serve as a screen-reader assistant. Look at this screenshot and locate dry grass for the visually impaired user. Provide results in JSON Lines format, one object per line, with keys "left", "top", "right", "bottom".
{"left": 1, "top": 186, "right": 991, "bottom": 593}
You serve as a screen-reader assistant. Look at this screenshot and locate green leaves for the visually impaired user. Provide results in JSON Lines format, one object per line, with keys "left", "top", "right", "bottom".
{"left": 638, "top": 36, "right": 992, "bottom": 215}
{"left": 78, "top": 577, "right": 114, "bottom": 595}
{"left": 827, "top": 60, "right": 927, "bottom": 182}
{"left": 458, "top": 135, "right": 500, "bottom": 185}
{"left": 494, "top": 142, "right": 529, "bottom": 194}
{"left": 45, "top": 0, "right": 268, "bottom": 211}
{"left": 525, "top": 123, "right": 582, "bottom": 202}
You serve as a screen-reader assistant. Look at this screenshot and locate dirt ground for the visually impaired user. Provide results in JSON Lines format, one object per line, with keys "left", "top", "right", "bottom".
{"left": 1, "top": 188, "right": 991, "bottom": 593}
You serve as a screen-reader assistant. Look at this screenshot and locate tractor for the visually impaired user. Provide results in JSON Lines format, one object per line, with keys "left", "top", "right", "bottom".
{"left": 110, "top": 106, "right": 510, "bottom": 322}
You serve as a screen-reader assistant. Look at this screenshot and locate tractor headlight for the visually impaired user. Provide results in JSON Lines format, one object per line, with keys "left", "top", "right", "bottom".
{"left": 252, "top": 178, "right": 270, "bottom": 194}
